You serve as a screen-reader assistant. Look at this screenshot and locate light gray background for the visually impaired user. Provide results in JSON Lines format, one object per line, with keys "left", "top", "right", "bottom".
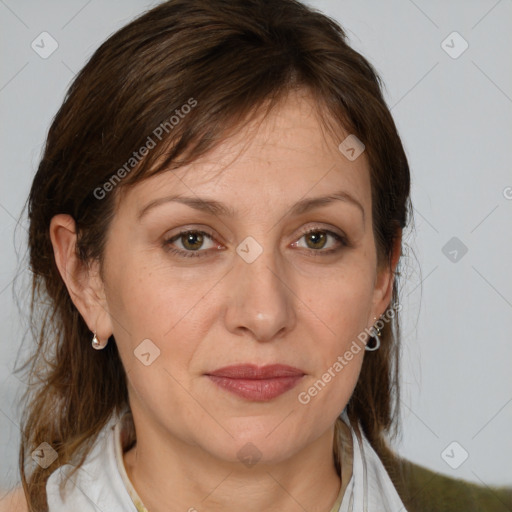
{"left": 1, "top": 0, "right": 511, "bottom": 493}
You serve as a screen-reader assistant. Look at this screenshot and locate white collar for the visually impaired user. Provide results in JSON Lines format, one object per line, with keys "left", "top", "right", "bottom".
{"left": 338, "top": 410, "right": 408, "bottom": 511}
{"left": 46, "top": 410, "right": 407, "bottom": 512}
{"left": 46, "top": 412, "right": 136, "bottom": 512}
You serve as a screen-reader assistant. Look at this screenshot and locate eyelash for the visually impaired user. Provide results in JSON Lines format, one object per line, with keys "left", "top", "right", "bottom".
{"left": 163, "top": 227, "right": 348, "bottom": 259}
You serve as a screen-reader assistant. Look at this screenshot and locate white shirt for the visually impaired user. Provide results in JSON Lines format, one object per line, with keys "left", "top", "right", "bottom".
{"left": 46, "top": 409, "right": 408, "bottom": 512}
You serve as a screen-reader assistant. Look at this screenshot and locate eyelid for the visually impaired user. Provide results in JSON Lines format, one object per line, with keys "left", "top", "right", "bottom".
{"left": 297, "top": 223, "right": 346, "bottom": 239}
{"left": 164, "top": 225, "right": 223, "bottom": 244}
{"left": 164, "top": 228, "right": 223, "bottom": 252}
{"left": 291, "top": 225, "right": 348, "bottom": 251}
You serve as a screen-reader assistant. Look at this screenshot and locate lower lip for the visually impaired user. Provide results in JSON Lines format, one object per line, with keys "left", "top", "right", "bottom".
{"left": 207, "top": 375, "right": 304, "bottom": 401}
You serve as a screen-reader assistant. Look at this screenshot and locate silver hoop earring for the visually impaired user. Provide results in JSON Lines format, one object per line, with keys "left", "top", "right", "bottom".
{"left": 92, "top": 332, "right": 108, "bottom": 350}
{"left": 365, "top": 317, "right": 381, "bottom": 352}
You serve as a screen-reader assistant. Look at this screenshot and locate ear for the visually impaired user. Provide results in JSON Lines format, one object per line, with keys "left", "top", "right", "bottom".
{"left": 370, "top": 229, "right": 402, "bottom": 323}
{"left": 49, "top": 214, "right": 113, "bottom": 342}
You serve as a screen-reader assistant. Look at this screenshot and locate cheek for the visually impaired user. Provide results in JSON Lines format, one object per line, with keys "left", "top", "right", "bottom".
{"left": 105, "top": 253, "right": 232, "bottom": 393}
{"left": 293, "top": 259, "right": 374, "bottom": 409}
{"left": 103, "top": 255, "right": 193, "bottom": 369}
{"left": 300, "top": 260, "right": 375, "bottom": 341}
{"left": 295, "top": 336, "right": 364, "bottom": 435}
{"left": 106, "top": 250, "right": 191, "bottom": 335}
{"left": 107, "top": 267, "right": 205, "bottom": 421}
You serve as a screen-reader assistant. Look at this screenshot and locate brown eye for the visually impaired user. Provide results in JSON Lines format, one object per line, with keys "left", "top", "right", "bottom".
{"left": 292, "top": 228, "right": 347, "bottom": 255}
{"left": 164, "top": 229, "right": 220, "bottom": 258}
{"left": 180, "top": 231, "right": 205, "bottom": 251}
{"left": 305, "top": 231, "right": 328, "bottom": 250}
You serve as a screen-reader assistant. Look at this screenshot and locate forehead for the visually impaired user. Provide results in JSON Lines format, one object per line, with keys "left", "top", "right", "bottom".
{"left": 117, "top": 90, "right": 371, "bottom": 218}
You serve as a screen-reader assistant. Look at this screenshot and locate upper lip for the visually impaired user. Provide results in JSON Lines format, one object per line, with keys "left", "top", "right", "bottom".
{"left": 206, "top": 364, "right": 305, "bottom": 379}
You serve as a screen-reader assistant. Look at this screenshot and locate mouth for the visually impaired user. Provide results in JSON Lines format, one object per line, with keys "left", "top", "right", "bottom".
{"left": 205, "top": 364, "right": 305, "bottom": 401}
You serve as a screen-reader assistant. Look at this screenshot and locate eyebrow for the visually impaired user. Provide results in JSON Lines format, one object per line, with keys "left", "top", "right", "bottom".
{"left": 137, "top": 189, "right": 365, "bottom": 224}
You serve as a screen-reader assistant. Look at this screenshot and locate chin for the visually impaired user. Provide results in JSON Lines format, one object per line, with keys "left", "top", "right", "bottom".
{"left": 201, "top": 422, "right": 312, "bottom": 467}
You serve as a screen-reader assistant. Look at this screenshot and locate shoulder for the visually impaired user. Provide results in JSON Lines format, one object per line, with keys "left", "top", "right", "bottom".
{"left": 0, "top": 487, "right": 28, "bottom": 512}
{"left": 391, "top": 458, "right": 512, "bottom": 512}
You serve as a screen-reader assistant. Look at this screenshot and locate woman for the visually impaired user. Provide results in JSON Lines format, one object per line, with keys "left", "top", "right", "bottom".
{"left": 4, "top": 0, "right": 506, "bottom": 511}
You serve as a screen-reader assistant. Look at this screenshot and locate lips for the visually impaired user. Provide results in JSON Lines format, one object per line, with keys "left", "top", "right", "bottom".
{"left": 207, "top": 364, "right": 304, "bottom": 379}
{"left": 206, "top": 364, "right": 305, "bottom": 401}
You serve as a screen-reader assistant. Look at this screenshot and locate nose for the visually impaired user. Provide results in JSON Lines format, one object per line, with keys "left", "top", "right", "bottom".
{"left": 223, "top": 241, "right": 296, "bottom": 343}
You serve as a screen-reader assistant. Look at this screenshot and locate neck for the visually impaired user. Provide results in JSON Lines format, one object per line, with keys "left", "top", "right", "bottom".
{"left": 122, "top": 417, "right": 342, "bottom": 512}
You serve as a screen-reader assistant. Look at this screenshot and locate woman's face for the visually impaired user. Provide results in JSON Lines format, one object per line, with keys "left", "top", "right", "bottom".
{"left": 96, "top": 89, "right": 395, "bottom": 464}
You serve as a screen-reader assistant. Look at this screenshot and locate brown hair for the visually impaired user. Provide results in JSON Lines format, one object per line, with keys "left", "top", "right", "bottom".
{"left": 18, "top": 0, "right": 412, "bottom": 509}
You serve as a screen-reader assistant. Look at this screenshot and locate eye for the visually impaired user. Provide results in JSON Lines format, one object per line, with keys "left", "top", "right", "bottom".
{"left": 163, "top": 230, "right": 221, "bottom": 258}
{"left": 163, "top": 226, "right": 348, "bottom": 259}
{"left": 292, "top": 228, "right": 348, "bottom": 255}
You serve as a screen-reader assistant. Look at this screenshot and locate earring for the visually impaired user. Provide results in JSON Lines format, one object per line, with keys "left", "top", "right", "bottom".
{"left": 92, "top": 331, "right": 108, "bottom": 350}
{"left": 365, "top": 316, "right": 381, "bottom": 352}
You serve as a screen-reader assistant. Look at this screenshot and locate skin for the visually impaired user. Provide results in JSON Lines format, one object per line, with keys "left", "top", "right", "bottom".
{"left": 50, "top": 88, "right": 401, "bottom": 512}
